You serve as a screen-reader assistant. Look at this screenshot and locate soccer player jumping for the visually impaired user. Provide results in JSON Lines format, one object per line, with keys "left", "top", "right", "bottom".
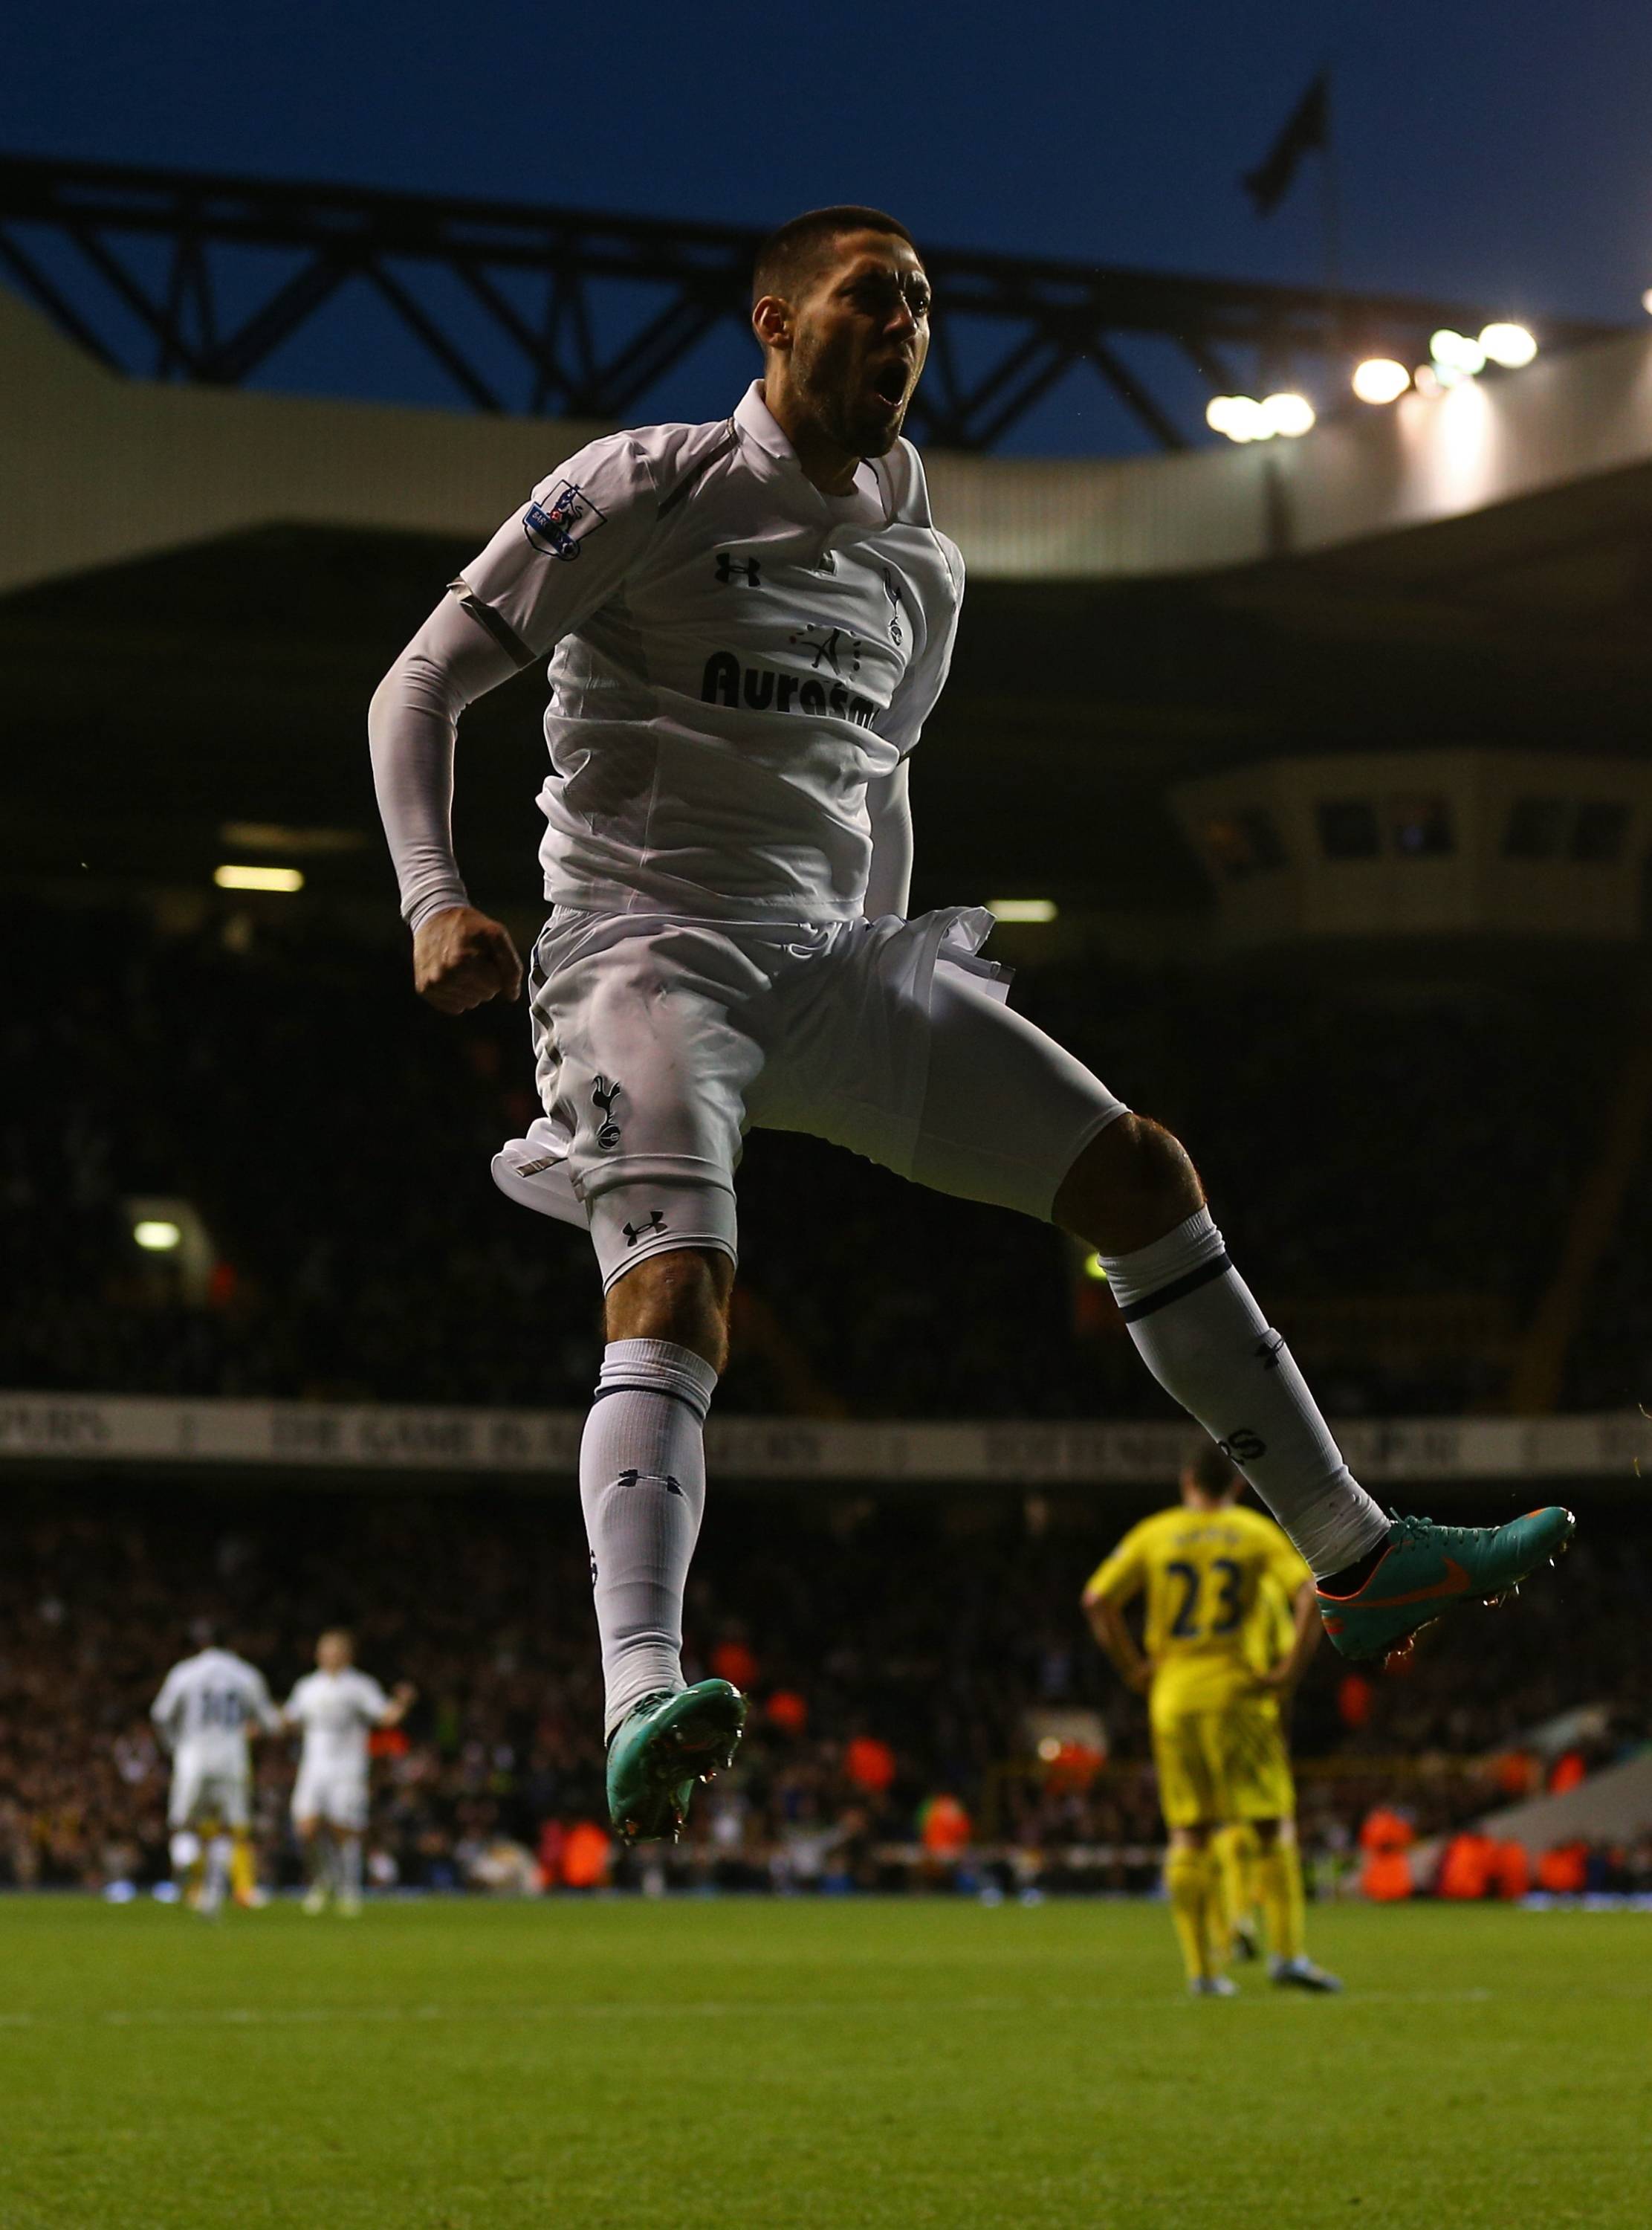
{"left": 370, "top": 206, "right": 1572, "bottom": 1842}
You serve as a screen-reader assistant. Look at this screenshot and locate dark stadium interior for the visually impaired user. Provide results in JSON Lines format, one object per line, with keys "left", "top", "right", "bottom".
{"left": 4, "top": 891, "right": 1637, "bottom": 1418}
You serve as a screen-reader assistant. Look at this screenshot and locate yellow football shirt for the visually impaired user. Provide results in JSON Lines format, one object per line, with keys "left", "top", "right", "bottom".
{"left": 1084, "top": 1503, "right": 1311, "bottom": 1717}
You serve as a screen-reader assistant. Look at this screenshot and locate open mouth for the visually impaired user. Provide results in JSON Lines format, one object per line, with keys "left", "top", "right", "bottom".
{"left": 871, "top": 361, "right": 910, "bottom": 409}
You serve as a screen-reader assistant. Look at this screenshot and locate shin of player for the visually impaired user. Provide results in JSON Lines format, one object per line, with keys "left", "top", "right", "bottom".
{"left": 282, "top": 1630, "right": 413, "bottom": 1916}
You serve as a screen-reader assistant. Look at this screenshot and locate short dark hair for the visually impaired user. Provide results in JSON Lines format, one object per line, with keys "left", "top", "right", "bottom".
{"left": 1185, "top": 1437, "right": 1242, "bottom": 1500}
{"left": 752, "top": 206, "right": 918, "bottom": 307}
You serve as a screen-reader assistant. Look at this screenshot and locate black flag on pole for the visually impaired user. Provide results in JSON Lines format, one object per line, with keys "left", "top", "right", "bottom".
{"left": 1241, "top": 71, "right": 1330, "bottom": 216}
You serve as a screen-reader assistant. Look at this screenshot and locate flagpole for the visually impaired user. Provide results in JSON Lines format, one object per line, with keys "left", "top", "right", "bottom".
{"left": 1320, "top": 66, "right": 1343, "bottom": 367}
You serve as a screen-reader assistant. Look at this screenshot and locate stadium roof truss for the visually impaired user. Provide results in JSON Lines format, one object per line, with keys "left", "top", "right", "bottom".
{"left": 0, "top": 152, "right": 1625, "bottom": 452}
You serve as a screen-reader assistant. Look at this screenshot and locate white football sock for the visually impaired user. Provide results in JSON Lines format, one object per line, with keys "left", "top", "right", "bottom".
{"left": 339, "top": 1837, "right": 363, "bottom": 1899}
{"left": 580, "top": 1337, "right": 716, "bottom": 1737}
{"left": 1100, "top": 1210, "right": 1389, "bottom": 1577}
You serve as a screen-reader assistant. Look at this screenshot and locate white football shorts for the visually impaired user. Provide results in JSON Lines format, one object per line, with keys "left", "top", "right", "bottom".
{"left": 291, "top": 1766, "right": 370, "bottom": 1832}
{"left": 168, "top": 1756, "right": 251, "bottom": 1830}
{"left": 493, "top": 905, "right": 1127, "bottom": 1290}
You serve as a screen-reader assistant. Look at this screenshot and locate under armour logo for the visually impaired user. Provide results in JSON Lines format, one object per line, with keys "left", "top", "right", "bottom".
{"left": 1219, "top": 1428, "right": 1268, "bottom": 1463}
{"left": 614, "top": 1467, "right": 684, "bottom": 1497}
{"left": 788, "top": 623, "right": 861, "bottom": 676}
{"left": 1254, "top": 1332, "right": 1286, "bottom": 1372}
{"left": 592, "top": 1076, "right": 622, "bottom": 1150}
{"left": 622, "top": 1209, "right": 668, "bottom": 1247}
{"left": 716, "top": 552, "right": 762, "bottom": 586}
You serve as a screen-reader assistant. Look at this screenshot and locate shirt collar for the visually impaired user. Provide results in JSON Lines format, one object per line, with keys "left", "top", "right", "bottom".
{"left": 734, "top": 380, "right": 901, "bottom": 528}
{"left": 733, "top": 380, "right": 797, "bottom": 462}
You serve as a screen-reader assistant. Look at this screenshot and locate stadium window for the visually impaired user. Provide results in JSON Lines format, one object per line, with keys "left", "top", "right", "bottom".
{"left": 1571, "top": 801, "right": 1630, "bottom": 864}
{"left": 1389, "top": 795, "right": 1454, "bottom": 857}
{"left": 1503, "top": 797, "right": 1567, "bottom": 859}
{"left": 1200, "top": 808, "right": 1286, "bottom": 881}
{"left": 1316, "top": 799, "right": 1379, "bottom": 860}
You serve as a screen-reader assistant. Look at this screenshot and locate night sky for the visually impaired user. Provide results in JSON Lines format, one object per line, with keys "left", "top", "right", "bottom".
{"left": 6, "top": 1, "right": 1651, "bottom": 450}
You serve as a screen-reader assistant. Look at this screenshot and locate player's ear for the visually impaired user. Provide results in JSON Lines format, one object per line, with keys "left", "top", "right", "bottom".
{"left": 752, "top": 294, "right": 792, "bottom": 355}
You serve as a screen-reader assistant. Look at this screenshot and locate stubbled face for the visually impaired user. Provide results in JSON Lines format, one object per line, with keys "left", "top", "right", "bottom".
{"left": 786, "top": 230, "right": 932, "bottom": 456}
{"left": 317, "top": 1632, "right": 351, "bottom": 1674}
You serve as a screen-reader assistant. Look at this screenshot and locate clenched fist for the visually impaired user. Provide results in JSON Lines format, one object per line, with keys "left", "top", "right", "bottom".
{"left": 412, "top": 905, "right": 523, "bottom": 1013}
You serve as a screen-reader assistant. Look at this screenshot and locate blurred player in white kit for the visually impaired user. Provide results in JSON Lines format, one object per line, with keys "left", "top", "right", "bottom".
{"left": 150, "top": 1624, "right": 280, "bottom": 1913}
{"left": 282, "top": 1629, "right": 415, "bottom": 1915}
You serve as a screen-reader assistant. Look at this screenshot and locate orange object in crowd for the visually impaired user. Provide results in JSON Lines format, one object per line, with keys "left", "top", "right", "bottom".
{"left": 1490, "top": 1750, "right": 1537, "bottom": 1800}
{"left": 766, "top": 1689, "right": 808, "bottom": 1736}
{"left": 1361, "top": 1850, "right": 1413, "bottom": 1901}
{"left": 1492, "top": 1840, "right": 1531, "bottom": 1901}
{"left": 1358, "top": 1805, "right": 1413, "bottom": 1855}
{"left": 560, "top": 1820, "right": 613, "bottom": 1890}
{"left": 1535, "top": 1840, "right": 1588, "bottom": 1895}
{"left": 368, "top": 1727, "right": 409, "bottom": 1759}
{"left": 1439, "top": 1832, "right": 1496, "bottom": 1900}
{"left": 1336, "top": 1673, "right": 1375, "bottom": 1730}
{"left": 919, "top": 1794, "right": 971, "bottom": 1857}
{"left": 1043, "top": 1740, "right": 1104, "bottom": 1795}
{"left": 845, "top": 1735, "right": 896, "bottom": 1794}
{"left": 711, "top": 1639, "right": 758, "bottom": 1691}
{"left": 1547, "top": 1750, "right": 1587, "bottom": 1795}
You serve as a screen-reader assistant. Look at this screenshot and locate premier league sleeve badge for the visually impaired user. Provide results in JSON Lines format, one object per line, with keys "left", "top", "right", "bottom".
{"left": 523, "top": 479, "right": 608, "bottom": 561}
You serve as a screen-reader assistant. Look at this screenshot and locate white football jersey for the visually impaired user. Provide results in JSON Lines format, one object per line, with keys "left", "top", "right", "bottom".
{"left": 150, "top": 1647, "right": 278, "bottom": 1767}
{"left": 452, "top": 381, "right": 964, "bottom": 923}
{"left": 285, "top": 1668, "right": 390, "bottom": 1779}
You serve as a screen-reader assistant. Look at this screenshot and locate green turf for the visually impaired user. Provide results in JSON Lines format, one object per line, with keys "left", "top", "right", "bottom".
{"left": 1, "top": 1896, "right": 1647, "bottom": 2229}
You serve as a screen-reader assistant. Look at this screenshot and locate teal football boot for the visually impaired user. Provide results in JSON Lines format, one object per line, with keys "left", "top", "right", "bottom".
{"left": 1316, "top": 1507, "right": 1575, "bottom": 1666}
{"left": 605, "top": 1680, "right": 747, "bottom": 1844}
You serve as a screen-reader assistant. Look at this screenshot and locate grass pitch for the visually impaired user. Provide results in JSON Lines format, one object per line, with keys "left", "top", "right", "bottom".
{"left": 1, "top": 1896, "right": 1647, "bottom": 2229}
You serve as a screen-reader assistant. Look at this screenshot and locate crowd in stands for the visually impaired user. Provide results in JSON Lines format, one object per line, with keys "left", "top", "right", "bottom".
{"left": 1, "top": 893, "right": 1631, "bottom": 1419}
{"left": 1, "top": 1478, "right": 1643, "bottom": 1898}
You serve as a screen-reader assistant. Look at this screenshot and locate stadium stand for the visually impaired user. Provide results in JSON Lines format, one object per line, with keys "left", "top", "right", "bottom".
{"left": 2, "top": 1476, "right": 1645, "bottom": 1897}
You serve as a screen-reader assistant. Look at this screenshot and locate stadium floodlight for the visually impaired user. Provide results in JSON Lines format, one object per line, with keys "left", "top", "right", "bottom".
{"left": 1430, "top": 328, "right": 1486, "bottom": 377}
{"left": 213, "top": 864, "right": 305, "bottom": 892}
{"left": 1478, "top": 321, "right": 1537, "bottom": 368}
{"left": 988, "top": 898, "right": 1058, "bottom": 922}
{"left": 1261, "top": 392, "right": 1315, "bottom": 438}
{"left": 1081, "top": 1252, "right": 1109, "bottom": 1282}
{"left": 1206, "top": 395, "right": 1272, "bottom": 442}
{"left": 133, "top": 1219, "right": 183, "bottom": 1252}
{"left": 1643, "top": 288, "right": 1652, "bottom": 317}
{"left": 1352, "top": 358, "right": 1410, "bottom": 405}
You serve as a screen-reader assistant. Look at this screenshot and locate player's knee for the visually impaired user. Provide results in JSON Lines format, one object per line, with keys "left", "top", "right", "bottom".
{"left": 1054, "top": 1112, "right": 1203, "bottom": 1253}
{"left": 604, "top": 1246, "right": 733, "bottom": 1371}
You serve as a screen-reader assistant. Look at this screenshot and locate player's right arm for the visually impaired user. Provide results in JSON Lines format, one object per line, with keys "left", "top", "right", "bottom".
{"left": 1081, "top": 1530, "right": 1153, "bottom": 1695}
{"left": 149, "top": 1666, "right": 184, "bottom": 1751}
{"left": 368, "top": 435, "right": 657, "bottom": 1012}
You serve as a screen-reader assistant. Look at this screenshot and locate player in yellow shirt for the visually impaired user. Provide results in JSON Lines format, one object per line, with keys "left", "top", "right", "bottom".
{"left": 1083, "top": 1438, "right": 1341, "bottom": 1996}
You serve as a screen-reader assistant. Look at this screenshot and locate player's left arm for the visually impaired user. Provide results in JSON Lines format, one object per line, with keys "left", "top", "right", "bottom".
{"left": 1256, "top": 1579, "right": 1323, "bottom": 1692}
{"left": 248, "top": 1670, "right": 283, "bottom": 1739}
{"left": 863, "top": 762, "right": 913, "bottom": 919}
{"left": 375, "top": 1681, "right": 418, "bottom": 1730}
